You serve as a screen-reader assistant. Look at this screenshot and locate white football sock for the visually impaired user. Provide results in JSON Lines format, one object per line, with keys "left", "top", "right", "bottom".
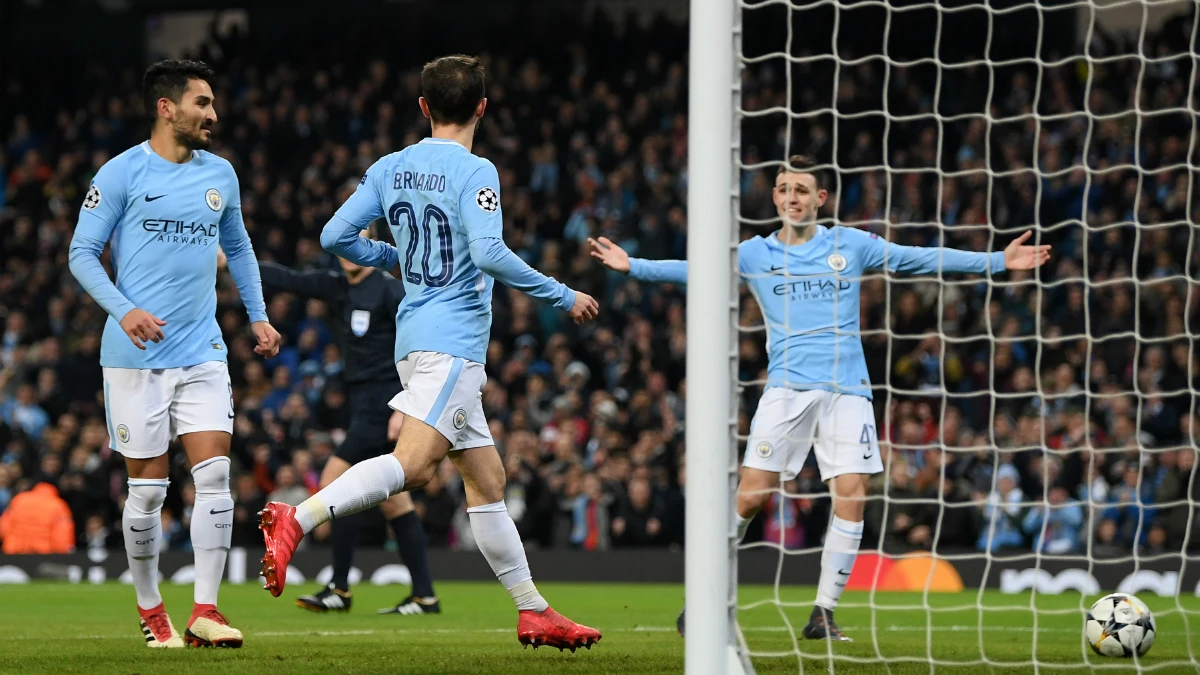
{"left": 468, "top": 501, "right": 548, "bottom": 612}
{"left": 125, "top": 478, "right": 168, "bottom": 610}
{"left": 736, "top": 513, "right": 751, "bottom": 542}
{"left": 190, "top": 457, "right": 233, "bottom": 607}
{"left": 816, "top": 516, "right": 863, "bottom": 611}
{"left": 295, "top": 454, "right": 405, "bottom": 534}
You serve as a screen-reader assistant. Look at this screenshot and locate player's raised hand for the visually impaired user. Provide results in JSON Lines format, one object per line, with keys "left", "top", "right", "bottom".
{"left": 251, "top": 320, "right": 282, "bottom": 357}
{"left": 568, "top": 291, "right": 600, "bottom": 324}
{"left": 119, "top": 308, "right": 167, "bottom": 350}
{"left": 587, "top": 237, "right": 631, "bottom": 274}
{"left": 1003, "top": 230, "right": 1052, "bottom": 270}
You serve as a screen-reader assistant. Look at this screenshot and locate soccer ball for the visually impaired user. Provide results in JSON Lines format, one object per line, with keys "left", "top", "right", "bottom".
{"left": 1085, "top": 593, "right": 1156, "bottom": 658}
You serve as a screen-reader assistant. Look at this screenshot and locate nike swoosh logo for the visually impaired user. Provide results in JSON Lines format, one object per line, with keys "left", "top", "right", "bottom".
{"left": 210, "top": 507, "right": 234, "bottom": 515}
{"left": 768, "top": 267, "right": 827, "bottom": 277}
{"left": 862, "top": 453, "right": 874, "bottom": 460}
{"left": 144, "top": 194, "right": 167, "bottom": 202}
{"left": 838, "top": 569, "right": 852, "bottom": 576}
{"left": 130, "top": 525, "right": 155, "bottom": 532}
{"left": 227, "top": 412, "right": 235, "bottom": 419}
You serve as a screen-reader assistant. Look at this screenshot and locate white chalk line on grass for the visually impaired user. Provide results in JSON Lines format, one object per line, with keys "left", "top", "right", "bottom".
{"left": 10, "top": 625, "right": 1192, "bottom": 641}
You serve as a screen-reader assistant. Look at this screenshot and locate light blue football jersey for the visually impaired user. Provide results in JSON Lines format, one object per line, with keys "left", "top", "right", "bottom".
{"left": 629, "top": 225, "right": 1006, "bottom": 399}
{"left": 68, "top": 142, "right": 268, "bottom": 369}
{"left": 327, "top": 138, "right": 573, "bottom": 365}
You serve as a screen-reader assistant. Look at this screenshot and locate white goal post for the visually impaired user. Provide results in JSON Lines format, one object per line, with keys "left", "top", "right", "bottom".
{"left": 685, "top": 0, "right": 743, "bottom": 673}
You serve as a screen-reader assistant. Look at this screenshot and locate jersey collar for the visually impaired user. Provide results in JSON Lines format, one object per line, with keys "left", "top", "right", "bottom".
{"left": 768, "top": 224, "right": 827, "bottom": 250}
{"left": 141, "top": 141, "right": 197, "bottom": 164}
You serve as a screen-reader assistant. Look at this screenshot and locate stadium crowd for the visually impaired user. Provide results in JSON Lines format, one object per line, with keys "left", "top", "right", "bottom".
{"left": 0, "top": 7, "right": 1197, "bottom": 558}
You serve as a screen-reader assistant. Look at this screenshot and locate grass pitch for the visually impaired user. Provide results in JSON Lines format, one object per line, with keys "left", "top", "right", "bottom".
{"left": 2, "top": 582, "right": 1199, "bottom": 674}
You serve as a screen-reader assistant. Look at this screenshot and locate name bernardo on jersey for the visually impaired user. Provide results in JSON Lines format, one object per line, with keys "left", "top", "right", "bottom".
{"left": 392, "top": 171, "right": 446, "bottom": 193}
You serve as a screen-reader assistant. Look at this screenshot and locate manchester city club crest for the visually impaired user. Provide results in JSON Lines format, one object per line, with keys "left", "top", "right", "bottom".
{"left": 827, "top": 253, "right": 848, "bottom": 272}
{"left": 755, "top": 441, "right": 773, "bottom": 459}
{"left": 205, "top": 188, "right": 223, "bottom": 211}
{"left": 453, "top": 408, "right": 468, "bottom": 430}
{"left": 116, "top": 424, "right": 130, "bottom": 443}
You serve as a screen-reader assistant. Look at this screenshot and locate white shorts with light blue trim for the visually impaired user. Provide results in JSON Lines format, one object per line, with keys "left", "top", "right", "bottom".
{"left": 388, "top": 351, "right": 493, "bottom": 451}
{"left": 743, "top": 387, "right": 883, "bottom": 481}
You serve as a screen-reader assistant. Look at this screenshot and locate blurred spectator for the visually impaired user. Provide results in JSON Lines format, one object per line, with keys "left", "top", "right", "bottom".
{"left": 413, "top": 460, "right": 460, "bottom": 548}
{"left": 977, "top": 465, "right": 1025, "bottom": 552}
{"left": 1, "top": 384, "right": 50, "bottom": 441}
{"left": 267, "top": 465, "right": 310, "bottom": 506}
{"left": 570, "top": 472, "right": 611, "bottom": 550}
{"left": 611, "top": 476, "right": 664, "bottom": 548}
{"left": 1022, "top": 484, "right": 1084, "bottom": 554}
{"left": 0, "top": 480, "right": 75, "bottom": 553}
{"left": 760, "top": 480, "right": 809, "bottom": 550}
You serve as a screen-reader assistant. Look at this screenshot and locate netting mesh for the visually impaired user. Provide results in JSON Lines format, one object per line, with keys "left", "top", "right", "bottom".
{"left": 732, "top": 0, "right": 1200, "bottom": 670}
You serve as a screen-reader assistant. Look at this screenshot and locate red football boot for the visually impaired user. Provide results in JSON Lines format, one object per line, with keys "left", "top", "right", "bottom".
{"left": 259, "top": 501, "right": 303, "bottom": 597}
{"left": 517, "top": 607, "right": 602, "bottom": 652}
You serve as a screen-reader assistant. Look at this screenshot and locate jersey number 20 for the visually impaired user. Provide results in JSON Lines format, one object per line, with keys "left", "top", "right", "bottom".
{"left": 388, "top": 201, "right": 454, "bottom": 287}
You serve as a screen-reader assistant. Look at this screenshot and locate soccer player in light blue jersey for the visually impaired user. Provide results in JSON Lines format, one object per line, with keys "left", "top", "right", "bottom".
{"left": 589, "top": 154, "right": 1051, "bottom": 640}
{"left": 259, "top": 55, "right": 602, "bottom": 652}
{"left": 68, "top": 60, "right": 281, "bottom": 649}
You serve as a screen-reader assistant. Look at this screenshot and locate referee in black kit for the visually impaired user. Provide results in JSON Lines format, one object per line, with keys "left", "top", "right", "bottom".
{"left": 223, "top": 226, "right": 440, "bottom": 616}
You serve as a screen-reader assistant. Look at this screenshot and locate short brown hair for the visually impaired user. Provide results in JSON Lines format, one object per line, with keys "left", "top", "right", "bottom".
{"left": 421, "top": 55, "right": 486, "bottom": 126}
{"left": 776, "top": 154, "right": 824, "bottom": 189}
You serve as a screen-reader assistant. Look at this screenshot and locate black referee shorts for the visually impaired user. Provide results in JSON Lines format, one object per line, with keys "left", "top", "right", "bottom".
{"left": 337, "top": 379, "right": 404, "bottom": 466}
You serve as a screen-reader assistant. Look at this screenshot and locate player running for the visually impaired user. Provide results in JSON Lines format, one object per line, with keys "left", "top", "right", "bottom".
{"left": 68, "top": 60, "right": 281, "bottom": 649}
{"left": 588, "top": 154, "right": 1051, "bottom": 641}
{"left": 247, "top": 230, "right": 441, "bottom": 616}
{"left": 258, "top": 54, "right": 602, "bottom": 652}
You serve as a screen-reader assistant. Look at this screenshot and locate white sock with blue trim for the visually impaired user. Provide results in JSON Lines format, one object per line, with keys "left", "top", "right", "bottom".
{"left": 295, "top": 454, "right": 406, "bottom": 534}
{"left": 815, "top": 516, "right": 863, "bottom": 611}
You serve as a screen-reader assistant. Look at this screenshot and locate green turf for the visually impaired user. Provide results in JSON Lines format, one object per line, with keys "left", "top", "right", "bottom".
{"left": 1, "top": 582, "right": 1198, "bottom": 674}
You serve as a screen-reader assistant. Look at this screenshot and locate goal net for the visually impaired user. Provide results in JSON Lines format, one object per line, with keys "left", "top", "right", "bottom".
{"left": 690, "top": 0, "right": 1200, "bottom": 672}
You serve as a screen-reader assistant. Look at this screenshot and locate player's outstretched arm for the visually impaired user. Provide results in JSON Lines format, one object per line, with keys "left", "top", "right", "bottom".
{"left": 468, "top": 238, "right": 598, "bottom": 324}
{"left": 69, "top": 168, "right": 166, "bottom": 350}
{"left": 588, "top": 237, "right": 689, "bottom": 284}
{"left": 257, "top": 261, "right": 342, "bottom": 301}
{"left": 852, "top": 228, "right": 1051, "bottom": 276}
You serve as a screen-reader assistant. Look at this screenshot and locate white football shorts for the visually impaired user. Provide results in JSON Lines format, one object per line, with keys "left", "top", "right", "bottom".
{"left": 743, "top": 387, "right": 883, "bottom": 481}
{"left": 103, "top": 361, "right": 233, "bottom": 459}
{"left": 389, "top": 351, "right": 494, "bottom": 451}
